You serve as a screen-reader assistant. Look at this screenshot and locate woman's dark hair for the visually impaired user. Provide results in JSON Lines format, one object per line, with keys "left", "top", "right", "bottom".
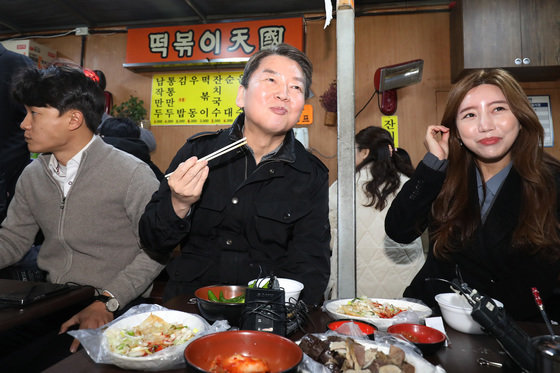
{"left": 240, "top": 43, "right": 312, "bottom": 99}
{"left": 355, "top": 126, "right": 414, "bottom": 210}
{"left": 394, "top": 147, "right": 413, "bottom": 167}
{"left": 432, "top": 68, "right": 560, "bottom": 260}
{"left": 12, "top": 65, "right": 104, "bottom": 133}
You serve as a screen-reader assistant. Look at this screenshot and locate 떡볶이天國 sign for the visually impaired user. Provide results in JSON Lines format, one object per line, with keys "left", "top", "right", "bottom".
{"left": 125, "top": 17, "right": 304, "bottom": 69}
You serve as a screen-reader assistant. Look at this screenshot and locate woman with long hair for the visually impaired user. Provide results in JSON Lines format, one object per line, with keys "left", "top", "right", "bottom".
{"left": 326, "top": 126, "right": 425, "bottom": 299}
{"left": 385, "top": 69, "right": 560, "bottom": 320}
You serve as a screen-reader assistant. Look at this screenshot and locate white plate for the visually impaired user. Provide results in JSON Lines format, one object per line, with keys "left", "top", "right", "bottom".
{"left": 298, "top": 335, "right": 446, "bottom": 373}
{"left": 102, "top": 310, "right": 208, "bottom": 370}
{"left": 324, "top": 298, "right": 432, "bottom": 330}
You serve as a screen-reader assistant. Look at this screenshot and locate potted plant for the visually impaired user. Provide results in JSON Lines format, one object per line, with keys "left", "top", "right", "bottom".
{"left": 319, "top": 80, "right": 337, "bottom": 126}
{"left": 111, "top": 95, "right": 147, "bottom": 125}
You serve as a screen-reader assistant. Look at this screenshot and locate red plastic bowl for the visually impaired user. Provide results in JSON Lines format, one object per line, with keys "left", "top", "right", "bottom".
{"left": 184, "top": 330, "right": 302, "bottom": 373}
{"left": 327, "top": 319, "right": 377, "bottom": 340}
{"left": 387, "top": 323, "right": 446, "bottom": 355}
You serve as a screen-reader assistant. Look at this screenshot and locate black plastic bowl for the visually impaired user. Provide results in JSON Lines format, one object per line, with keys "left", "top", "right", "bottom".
{"left": 184, "top": 330, "right": 302, "bottom": 373}
{"left": 194, "top": 285, "right": 246, "bottom": 326}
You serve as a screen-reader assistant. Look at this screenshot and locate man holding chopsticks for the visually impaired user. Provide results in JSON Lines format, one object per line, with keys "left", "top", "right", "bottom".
{"left": 139, "top": 44, "right": 330, "bottom": 307}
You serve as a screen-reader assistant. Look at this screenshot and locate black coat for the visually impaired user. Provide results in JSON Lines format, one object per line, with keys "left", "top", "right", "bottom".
{"left": 385, "top": 160, "right": 560, "bottom": 321}
{"left": 0, "top": 44, "right": 33, "bottom": 221}
{"left": 139, "top": 115, "right": 331, "bottom": 305}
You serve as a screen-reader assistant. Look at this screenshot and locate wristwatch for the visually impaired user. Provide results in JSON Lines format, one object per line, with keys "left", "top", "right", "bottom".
{"left": 94, "top": 294, "right": 120, "bottom": 312}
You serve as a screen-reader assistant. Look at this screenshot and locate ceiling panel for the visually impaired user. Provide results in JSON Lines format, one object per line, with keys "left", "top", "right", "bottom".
{"left": 0, "top": 0, "right": 449, "bottom": 37}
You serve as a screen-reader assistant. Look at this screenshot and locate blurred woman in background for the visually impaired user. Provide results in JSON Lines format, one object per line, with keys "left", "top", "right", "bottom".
{"left": 326, "top": 126, "right": 425, "bottom": 299}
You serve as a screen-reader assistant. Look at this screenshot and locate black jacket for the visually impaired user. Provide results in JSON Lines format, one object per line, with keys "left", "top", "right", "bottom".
{"left": 0, "top": 44, "right": 33, "bottom": 221}
{"left": 139, "top": 114, "right": 331, "bottom": 305}
{"left": 385, "top": 160, "right": 560, "bottom": 321}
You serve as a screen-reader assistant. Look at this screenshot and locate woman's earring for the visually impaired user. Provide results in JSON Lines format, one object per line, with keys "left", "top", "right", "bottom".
{"left": 459, "top": 138, "right": 464, "bottom": 147}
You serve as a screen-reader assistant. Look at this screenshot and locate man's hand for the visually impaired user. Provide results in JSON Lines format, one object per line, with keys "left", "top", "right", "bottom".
{"left": 59, "top": 301, "right": 114, "bottom": 353}
{"left": 424, "top": 125, "right": 450, "bottom": 160}
{"left": 169, "top": 156, "right": 209, "bottom": 218}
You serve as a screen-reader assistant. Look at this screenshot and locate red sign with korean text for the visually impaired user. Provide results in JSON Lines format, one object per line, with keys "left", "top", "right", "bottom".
{"left": 126, "top": 18, "right": 304, "bottom": 65}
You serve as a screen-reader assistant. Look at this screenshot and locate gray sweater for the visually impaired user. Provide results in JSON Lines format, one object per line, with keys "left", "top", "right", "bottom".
{"left": 0, "top": 136, "right": 164, "bottom": 306}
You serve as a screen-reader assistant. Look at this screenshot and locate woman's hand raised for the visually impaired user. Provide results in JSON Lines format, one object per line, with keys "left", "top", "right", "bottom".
{"left": 424, "top": 125, "right": 450, "bottom": 160}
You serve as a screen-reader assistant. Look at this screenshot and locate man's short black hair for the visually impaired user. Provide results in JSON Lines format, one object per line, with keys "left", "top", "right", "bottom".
{"left": 12, "top": 65, "right": 105, "bottom": 133}
{"left": 93, "top": 69, "right": 106, "bottom": 91}
{"left": 241, "top": 43, "right": 313, "bottom": 99}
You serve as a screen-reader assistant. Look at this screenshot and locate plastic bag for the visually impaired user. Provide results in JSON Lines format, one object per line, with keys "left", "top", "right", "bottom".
{"left": 68, "top": 303, "right": 230, "bottom": 371}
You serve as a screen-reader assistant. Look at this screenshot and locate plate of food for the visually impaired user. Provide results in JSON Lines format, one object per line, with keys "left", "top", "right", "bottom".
{"left": 324, "top": 297, "right": 432, "bottom": 330}
{"left": 102, "top": 310, "right": 207, "bottom": 370}
{"left": 298, "top": 333, "right": 446, "bottom": 373}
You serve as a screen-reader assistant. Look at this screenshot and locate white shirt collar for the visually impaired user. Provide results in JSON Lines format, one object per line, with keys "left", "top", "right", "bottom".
{"left": 49, "top": 135, "right": 96, "bottom": 196}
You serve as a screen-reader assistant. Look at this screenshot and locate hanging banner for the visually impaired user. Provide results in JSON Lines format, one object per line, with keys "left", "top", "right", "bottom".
{"left": 125, "top": 17, "right": 304, "bottom": 69}
{"left": 298, "top": 105, "right": 313, "bottom": 126}
{"left": 381, "top": 115, "right": 399, "bottom": 147}
{"left": 150, "top": 71, "right": 243, "bottom": 125}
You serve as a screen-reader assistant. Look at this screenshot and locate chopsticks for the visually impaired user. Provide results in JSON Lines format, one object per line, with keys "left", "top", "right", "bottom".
{"left": 199, "top": 137, "right": 247, "bottom": 162}
{"left": 165, "top": 137, "right": 247, "bottom": 179}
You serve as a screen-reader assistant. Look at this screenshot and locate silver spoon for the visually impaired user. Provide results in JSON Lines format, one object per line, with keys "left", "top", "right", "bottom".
{"left": 478, "top": 358, "right": 502, "bottom": 368}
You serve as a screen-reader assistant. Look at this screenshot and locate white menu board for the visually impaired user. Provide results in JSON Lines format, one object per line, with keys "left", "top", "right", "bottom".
{"left": 529, "top": 95, "right": 554, "bottom": 147}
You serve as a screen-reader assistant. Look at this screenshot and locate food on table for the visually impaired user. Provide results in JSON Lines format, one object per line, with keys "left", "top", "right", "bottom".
{"left": 337, "top": 297, "right": 408, "bottom": 319}
{"left": 209, "top": 354, "right": 271, "bottom": 373}
{"left": 299, "top": 334, "right": 415, "bottom": 373}
{"left": 207, "top": 290, "right": 245, "bottom": 303}
{"left": 398, "top": 332, "right": 420, "bottom": 343}
{"left": 105, "top": 313, "right": 198, "bottom": 357}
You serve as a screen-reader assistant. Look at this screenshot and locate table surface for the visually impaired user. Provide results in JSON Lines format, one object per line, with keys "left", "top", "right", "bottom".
{"left": 0, "top": 279, "right": 94, "bottom": 332}
{"left": 44, "top": 295, "right": 553, "bottom": 373}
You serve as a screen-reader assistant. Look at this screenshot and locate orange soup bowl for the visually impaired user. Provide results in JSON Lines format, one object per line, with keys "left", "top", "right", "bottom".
{"left": 184, "top": 330, "right": 303, "bottom": 373}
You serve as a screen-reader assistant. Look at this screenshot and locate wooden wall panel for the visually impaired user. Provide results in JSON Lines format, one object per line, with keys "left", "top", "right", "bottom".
{"left": 302, "top": 17, "right": 338, "bottom": 182}
{"left": 305, "top": 12, "right": 453, "bottom": 184}
{"left": 30, "top": 11, "right": 560, "bottom": 184}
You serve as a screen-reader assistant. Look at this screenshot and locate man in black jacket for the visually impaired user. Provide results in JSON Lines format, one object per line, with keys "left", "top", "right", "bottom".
{"left": 0, "top": 43, "right": 33, "bottom": 222}
{"left": 139, "top": 44, "right": 330, "bottom": 306}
